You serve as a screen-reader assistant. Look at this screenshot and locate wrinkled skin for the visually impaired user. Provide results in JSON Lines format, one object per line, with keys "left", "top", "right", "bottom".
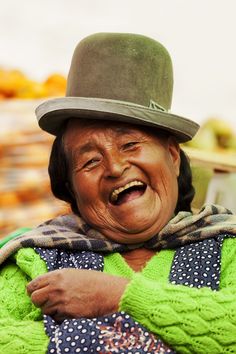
{"left": 65, "top": 119, "right": 180, "bottom": 244}
{"left": 27, "top": 268, "right": 129, "bottom": 323}
{"left": 27, "top": 120, "right": 180, "bottom": 321}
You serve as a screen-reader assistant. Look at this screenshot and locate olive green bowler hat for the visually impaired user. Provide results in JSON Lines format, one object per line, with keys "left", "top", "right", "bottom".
{"left": 36, "top": 32, "right": 199, "bottom": 142}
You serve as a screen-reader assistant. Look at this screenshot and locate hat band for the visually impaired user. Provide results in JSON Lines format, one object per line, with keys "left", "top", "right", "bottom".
{"left": 149, "top": 99, "right": 166, "bottom": 112}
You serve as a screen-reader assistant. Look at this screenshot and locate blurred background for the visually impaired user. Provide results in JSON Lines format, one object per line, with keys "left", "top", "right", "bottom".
{"left": 1, "top": 0, "right": 236, "bottom": 237}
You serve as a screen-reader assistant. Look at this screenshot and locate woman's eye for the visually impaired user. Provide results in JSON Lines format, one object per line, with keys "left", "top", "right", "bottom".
{"left": 123, "top": 141, "right": 138, "bottom": 150}
{"left": 83, "top": 158, "right": 100, "bottom": 168}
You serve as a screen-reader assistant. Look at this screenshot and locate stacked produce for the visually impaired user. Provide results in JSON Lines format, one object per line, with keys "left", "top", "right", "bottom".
{"left": 0, "top": 82, "right": 69, "bottom": 237}
{"left": 0, "top": 128, "right": 70, "bottom": 237}
{"left": 0, "top": 68, "right": 66, "bottom": 99}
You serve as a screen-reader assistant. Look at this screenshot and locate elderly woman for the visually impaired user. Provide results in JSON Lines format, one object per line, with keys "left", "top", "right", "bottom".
{"left": 0, "top": 33, "right": 235, "bottom": 354}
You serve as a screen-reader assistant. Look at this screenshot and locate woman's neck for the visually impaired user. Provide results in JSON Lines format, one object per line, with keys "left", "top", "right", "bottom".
{"left": 122, "top": 248, "right": 156, "bottom": 272}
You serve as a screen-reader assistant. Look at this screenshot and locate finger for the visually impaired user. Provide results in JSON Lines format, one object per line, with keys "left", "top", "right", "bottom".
{"left": 42, "top": 306, "right": 68, "bottom": 323}
{"left": 42, "top": 304, "right": 68, "bottom": 323}
{"left": 27, "top": 274, "right": 50, "bottom": 295}
{"left": 30, "top": 286, "right": 51, "bottom": 307}
{"left": 42, "top": 305, "right": 58, "bottom": 317}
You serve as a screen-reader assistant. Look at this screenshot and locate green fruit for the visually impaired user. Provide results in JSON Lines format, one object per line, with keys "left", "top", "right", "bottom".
{"left": 225, "top": 135, "right": 236, "bottom": 150}
{"left": 185, "top": 127, "right": 217, "bottom": 151}
{"left": 202, "top": 118, "right": 234, "bottom": 148}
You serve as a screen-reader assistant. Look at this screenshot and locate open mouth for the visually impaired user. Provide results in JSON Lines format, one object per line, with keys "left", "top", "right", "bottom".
{"left": 110, "top": 180, "right": 147, "bottom": 205}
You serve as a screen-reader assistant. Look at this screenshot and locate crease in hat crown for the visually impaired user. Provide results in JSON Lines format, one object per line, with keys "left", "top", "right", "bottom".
{"left": 36, "top": 32, "right": 199, "bottom": 142}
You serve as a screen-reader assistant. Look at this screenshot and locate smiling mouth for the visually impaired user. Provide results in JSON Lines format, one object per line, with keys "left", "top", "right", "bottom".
{"left": 110, "top": 180, "right": 147, "bottom": 205}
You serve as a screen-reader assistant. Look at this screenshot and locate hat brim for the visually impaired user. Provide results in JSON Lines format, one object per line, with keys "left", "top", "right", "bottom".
{"left": 36, "top": 97, "right": 199, "bottom": 143}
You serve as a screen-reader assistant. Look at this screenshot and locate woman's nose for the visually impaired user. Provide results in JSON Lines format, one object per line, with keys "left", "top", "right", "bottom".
{"left": 104, "top": 153, "right": 130, "bottom": 178}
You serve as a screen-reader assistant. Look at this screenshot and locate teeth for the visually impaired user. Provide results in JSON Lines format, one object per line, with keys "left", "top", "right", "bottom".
{"left": 110, "top": 180, "right": 144, "bottom": 203}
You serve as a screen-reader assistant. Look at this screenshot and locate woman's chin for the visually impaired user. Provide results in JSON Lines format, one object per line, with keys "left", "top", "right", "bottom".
{"left": 102, "top": 216, "right": 163, "bottom": 244}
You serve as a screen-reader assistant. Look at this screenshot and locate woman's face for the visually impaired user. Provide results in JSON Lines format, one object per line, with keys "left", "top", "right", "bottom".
{"left": 64, "top": 120, "right": 180, "bottom": 244}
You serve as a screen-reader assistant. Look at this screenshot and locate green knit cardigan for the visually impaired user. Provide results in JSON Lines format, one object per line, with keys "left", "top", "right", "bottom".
{"left": 0, "top": 238, "right": 235, "bottom": 353}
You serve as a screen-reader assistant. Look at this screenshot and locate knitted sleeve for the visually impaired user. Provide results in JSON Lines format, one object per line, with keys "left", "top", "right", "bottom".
{"left": 0, "top": 319, "right": 49, "bottom": 354}
{"left": 120, "top": 238, "right": 236, "bottom": 354}
{"left": 0, "top": 248, "right": 49, "bottom": 354}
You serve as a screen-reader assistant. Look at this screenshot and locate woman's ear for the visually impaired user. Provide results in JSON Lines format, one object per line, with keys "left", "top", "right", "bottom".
{"left": 167, "top": 137, "right": 181, "bottom": 177}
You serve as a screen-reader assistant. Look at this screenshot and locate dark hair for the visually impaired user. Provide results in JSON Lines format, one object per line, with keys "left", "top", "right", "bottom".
{"left": 176, "top": 149, "right": 195, "bottom": 213}
{"left": 48, "top": 129, "right": 195, "bottom": 215}
{"left": 48, "top": 128, "right": 80, "bottom": 215}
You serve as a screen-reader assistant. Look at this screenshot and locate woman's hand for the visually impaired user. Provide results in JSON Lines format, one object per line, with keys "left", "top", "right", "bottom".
{"left": 27, "top": 269, "right": 129, "bottom": 322}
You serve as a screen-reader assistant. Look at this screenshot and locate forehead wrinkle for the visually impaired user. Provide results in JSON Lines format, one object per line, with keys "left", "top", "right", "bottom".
{"left": 70, "top": 142, "right": 96, "bottom": 162}
{"left": 114, "top": 127, "right": 137, "bottom": 136}
{"left": 64, "top": 124, "right": 142, "bottom": 165}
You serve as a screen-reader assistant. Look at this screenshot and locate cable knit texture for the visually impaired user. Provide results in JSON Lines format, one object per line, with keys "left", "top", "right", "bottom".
{"left": 0, "top": 239, "right": 235, "bottom": 353}
{"left": 119, "top": 238, "right": 236, "bottom": 353}
{"left": 0, "top": 248, "right": 49, "bottom": 353}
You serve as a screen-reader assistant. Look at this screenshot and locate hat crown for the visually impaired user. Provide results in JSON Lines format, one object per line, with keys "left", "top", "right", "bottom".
{"left": 36, "top": 32, "right": 199, "bottom": 142}
{"left": 66, "top": 33, "right": 173, "bottom": 110}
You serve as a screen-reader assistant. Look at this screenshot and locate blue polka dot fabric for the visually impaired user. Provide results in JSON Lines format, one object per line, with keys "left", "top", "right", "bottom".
{"left": 169, "top": 234, "right": 230, "bottom": 290}
{"left": 35, "top": 247, "right": 174, "bottom": 353}
{"left": 44, "top": 312, "right": 173, "bottom": 353}
{"left": 34, "top": 234, "right": 234, "bottom": 353}
{"left": 35, "top": 248, "right": 104, "bottom": 272}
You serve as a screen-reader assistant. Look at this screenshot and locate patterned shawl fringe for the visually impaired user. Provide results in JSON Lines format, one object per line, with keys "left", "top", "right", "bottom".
{"left": 1, "top": 204, "right": 236, "bottom": 265}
